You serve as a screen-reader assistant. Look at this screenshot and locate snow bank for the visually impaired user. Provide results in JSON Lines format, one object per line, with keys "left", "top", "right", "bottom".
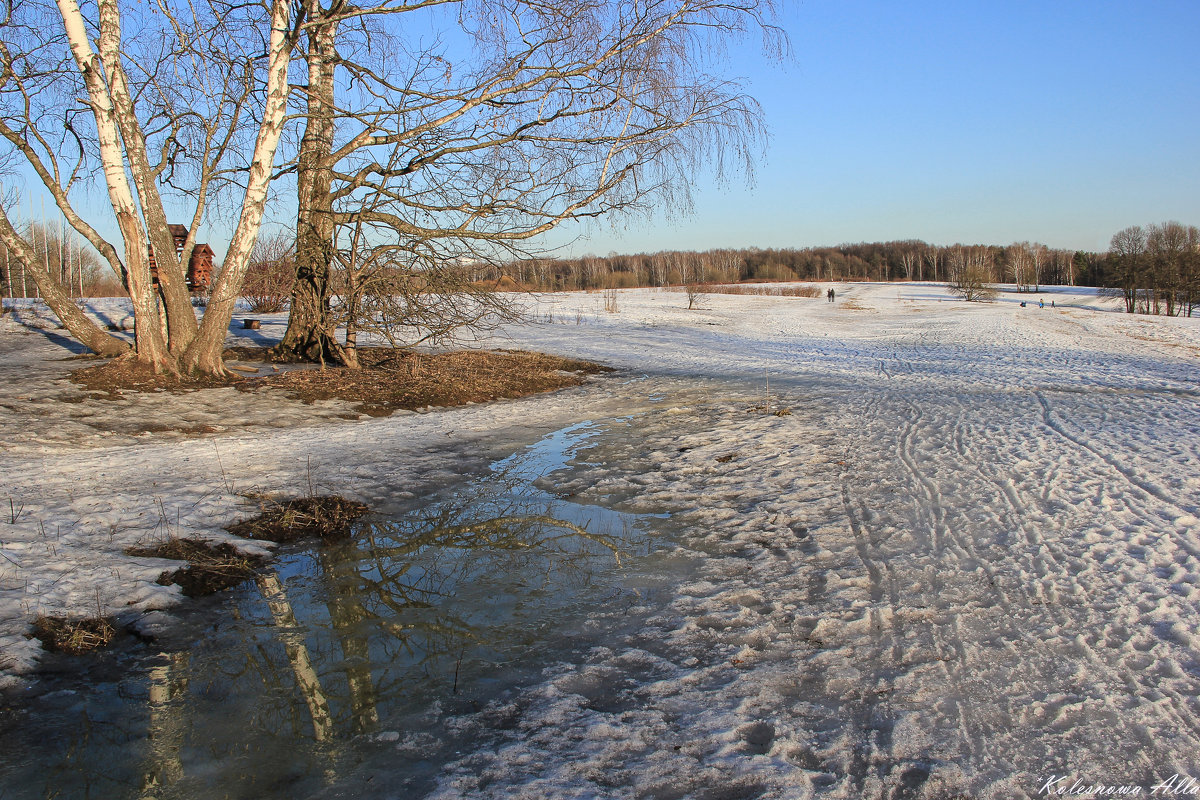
{"left": 2, "top": 283, "right": 1198, "bottom": 799}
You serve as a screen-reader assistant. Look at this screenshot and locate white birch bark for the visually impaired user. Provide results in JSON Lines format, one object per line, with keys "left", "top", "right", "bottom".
{"left": 257, "top": 572, "right": 334, "bottom": 743}
{"left": 0, "top": 205, "right": 128, "bottom": 356}
{"left": 182, "top": 0, "right": 294, "bottom": 375}
{"left": 94, "top": 0, "right": 198, "bottom": 353}
{"left": 54, "top": 0, "right": 168, "bottom": 367}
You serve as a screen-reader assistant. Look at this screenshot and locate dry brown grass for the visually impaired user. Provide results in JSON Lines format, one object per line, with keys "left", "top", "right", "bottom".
{"left": 230, "top": 347, "right": 612, "bottom": 416}
{"left": 72, "top": 354, "right": 238, "bottom": 398}
{"left": 32, "top": 616, "right": 116, "bottom": 654}
{"left": 72, "top": 347, "right": 612, "bottom": 419}
{"left": 226, "top": 495, "right": 370, "bottom": 543}
{"left": 126, "top": 538, "right": 266, "bottom": 596}
{"left": 676, "top": 285, "right": 822, "bottom": 299}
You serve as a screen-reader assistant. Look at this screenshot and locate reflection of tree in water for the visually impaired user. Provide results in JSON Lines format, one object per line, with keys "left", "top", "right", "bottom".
{"left": 232, "top": 470, "right": 644, "bottom": 758}
{"left": 6, "top": 464, "right": 646, "bottom": 799}
{"left": 140, "top": 652, "right": 189, "bottom": 793}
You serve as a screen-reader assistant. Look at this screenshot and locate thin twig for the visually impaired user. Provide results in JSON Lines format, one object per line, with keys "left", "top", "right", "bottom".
{"left": 452, "top": 646, "right": 465, "bottom": 694}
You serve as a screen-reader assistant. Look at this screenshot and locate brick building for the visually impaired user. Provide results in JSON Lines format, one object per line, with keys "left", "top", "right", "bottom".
{"left": 148, "top": 224, "right": 214, "bottom": 293}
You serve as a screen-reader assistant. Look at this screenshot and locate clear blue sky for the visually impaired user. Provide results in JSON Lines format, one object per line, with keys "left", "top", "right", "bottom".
{"left": 545, "top": 0, "right": 1200, "bottom": 256}
{"left": 9, "top": 1, "right": 1196, "bottom": 262}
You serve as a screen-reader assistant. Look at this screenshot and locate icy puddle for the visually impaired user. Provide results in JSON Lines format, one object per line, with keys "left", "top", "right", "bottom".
{"left": 0, "top": 421, "right": 690, "bottom": 799}
{"left": 5, "top": 364, "right": 1200, "bottom": 799}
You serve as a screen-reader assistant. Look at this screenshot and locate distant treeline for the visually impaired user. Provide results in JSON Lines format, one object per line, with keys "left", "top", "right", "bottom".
{"left": 0, "top": 222, "right": 121, "bottom": 299}
{"left": 4, "top": 220, "right": 1194, "bottom": 318}
{"left": 507, "top": 241, "right": 1085, "bottom": 291}
{"left": 503, "top": 226, "right": 1198, "bottom": 317}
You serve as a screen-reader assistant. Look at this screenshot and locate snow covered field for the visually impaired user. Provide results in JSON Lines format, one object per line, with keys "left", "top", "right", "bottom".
{"left": 2, "top": 282, "right": 1199, "bottom": 799}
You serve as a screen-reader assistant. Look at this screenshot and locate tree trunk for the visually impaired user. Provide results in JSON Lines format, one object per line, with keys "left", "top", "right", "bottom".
{"left": 256, "top": 571, "right": 334, "bottom": 742}
{"left": 275, "top": 1, "right": 347, "bottom": 366}
{"left": 0, "top": 211, "right": 129, "bottom": 357}
{"left": 141, "top": 652, "right": 188, "bottom": 794}
{"left": 341, "top": 244, "right": 361, "bottom": 368}
{"left": 57, "top": 0, "right": 170, "bottom": 369}
{"left": 178, "top": 0, "right": 294, "bottom": 376}
{"left": 318, "top": 548, "right": 378, "bottom": 733}
{"left": 95, "top": 0, "right": 198, "bottom": 355}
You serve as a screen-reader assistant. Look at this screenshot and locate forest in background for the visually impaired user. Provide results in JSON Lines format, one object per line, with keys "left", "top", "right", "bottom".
{"left": 503, "top": 240, "right": 1084, "bottom": 290}
{"left": 500, "top": 223, "right": 1198, "bottom": 316}
{"left": 3, "top": 224, "right": 1197, "bottom": 318}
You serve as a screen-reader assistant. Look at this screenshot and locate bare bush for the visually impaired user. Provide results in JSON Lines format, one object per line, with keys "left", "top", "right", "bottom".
{"left": 243, "top": 232, "right": 295, "bottom": 313}
{"left": 327, "top": 221, "right": 522, "bottom": 367}
{"left": 947, "top": 266, "right": 998, "bottom": 302}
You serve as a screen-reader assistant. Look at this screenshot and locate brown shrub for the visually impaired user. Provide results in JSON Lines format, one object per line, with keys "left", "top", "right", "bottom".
{"left": 32, "top": 616, "right": 116, "bottom": 654}
{"left": 226, "top": 496, "right": 370, "bottom": 543}
{"left": 127, "top": 539, "right": 266, "bottom": 596}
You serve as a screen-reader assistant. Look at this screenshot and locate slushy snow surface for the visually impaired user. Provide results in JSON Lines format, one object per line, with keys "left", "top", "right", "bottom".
{"left": 2, "top": 283, "right": 1198, "bottom": 799}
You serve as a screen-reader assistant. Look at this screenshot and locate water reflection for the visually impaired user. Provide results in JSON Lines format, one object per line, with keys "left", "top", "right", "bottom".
{"left": 255, "top": 487, "right": 646, "bottom": 749}
{"left": 256, "top": 571, "right": 335, "bottom": 743}
{"left": 141, "top": 652, "right": 188, "bottom": 795}
{"left": 0, "top": 423, "right": 662, "bottom": 799}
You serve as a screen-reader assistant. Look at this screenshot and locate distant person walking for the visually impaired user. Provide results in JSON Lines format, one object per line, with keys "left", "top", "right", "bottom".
{"left": 827, "top": 288, "right": 836, "bottom": 303}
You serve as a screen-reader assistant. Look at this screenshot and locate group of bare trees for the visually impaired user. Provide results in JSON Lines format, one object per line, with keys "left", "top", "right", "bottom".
{"left": 515, "top": 229, "right": 1197, "bottom": 314}
{"left": 1, "top": 0, "right": 295, "bottom": 367}
{"left": 1, "top": 223, "right": 118, "bottom": 299}
{"left": 510, "top": 241, "right": 1081, "bottom": 291}
{"left": 1105, "top": 222, "right": 1200, "bottom": 316}
{"left": 0, "top": 0, "right": 781, "bottom": 373}
{"left": 944, "top": 245, "right": 1000, "bottom": 301}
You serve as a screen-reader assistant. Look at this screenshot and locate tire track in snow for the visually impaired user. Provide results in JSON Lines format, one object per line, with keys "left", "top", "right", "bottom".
{"left": 895, "top": 396, "right": 1013, "bottom": 606}
{"left": 1032, "top": 392, "right": 1200, "bottom": 748}
{"left": 890, "top": 397, "right": 1012, "bottom": 769}
{"left": 839, "top": 481, "right": 886, "bottom": 606}
{"left": 1037, "top": 392, "right": 1200, "bottom": 561}
{"left": 961, "top": 423, "right": 1200, "bottom": 752}
{"left": 845, "top": 315, "right": 1200, "bottom": 790}
{"left": 836, "top": 381, "right": 1002, "bottom": 787}
{"left": 820, "top": 383, "right": 931, "bottom": 797}
{"left": 838, "top": 387, "right": 905, "bottom": 672}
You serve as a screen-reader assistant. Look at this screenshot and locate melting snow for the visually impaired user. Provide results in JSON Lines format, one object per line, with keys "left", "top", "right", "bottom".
{"left": 2, "top": 283, "right": 1198, "bottom": 799}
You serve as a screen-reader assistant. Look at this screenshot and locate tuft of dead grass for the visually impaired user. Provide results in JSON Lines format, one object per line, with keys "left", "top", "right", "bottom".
{"left": 226, "top": 495, "right": 370, "bottom": 543}
{"left": 32, "top": 615, "right": 116, "bottom": 655}
{"left": 126, "top": 539, "right": 266, "bottom": 596}
{"left": 71, "top": 347, "right": 612, "bottom": 419}
{"left": 673, "top": 285, "right": 822, "bottom": 299}
{"left": 72, "top": 354, "right": 242, "bottom": 398}
{"left": 230, "top": 347, "right": 611, "bottom": 416}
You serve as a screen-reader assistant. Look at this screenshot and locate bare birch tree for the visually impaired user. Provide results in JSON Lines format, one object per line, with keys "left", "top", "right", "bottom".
{"left": 923, "top": 246, "right": 940, "bottom": 284}
{"left": 1108, "top": 226, "right": 1146, "bottom": 313}
{"left": 0, "top": 0, "right": 298, "bottom": 374}
{"left": 1008, "top": 242, "right": 1033, "bottom": 292}
{"left": 273, "top": 0, "right": 783, "bottom": 364}
{"left": 1031, "top": 242, "right": 1046, "bottom": 294}
{"left": 946, "top": 245, "right": 996, "bottom": 301}
{"left": 899, "top": 248, "right": 918, "bottom": 282}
